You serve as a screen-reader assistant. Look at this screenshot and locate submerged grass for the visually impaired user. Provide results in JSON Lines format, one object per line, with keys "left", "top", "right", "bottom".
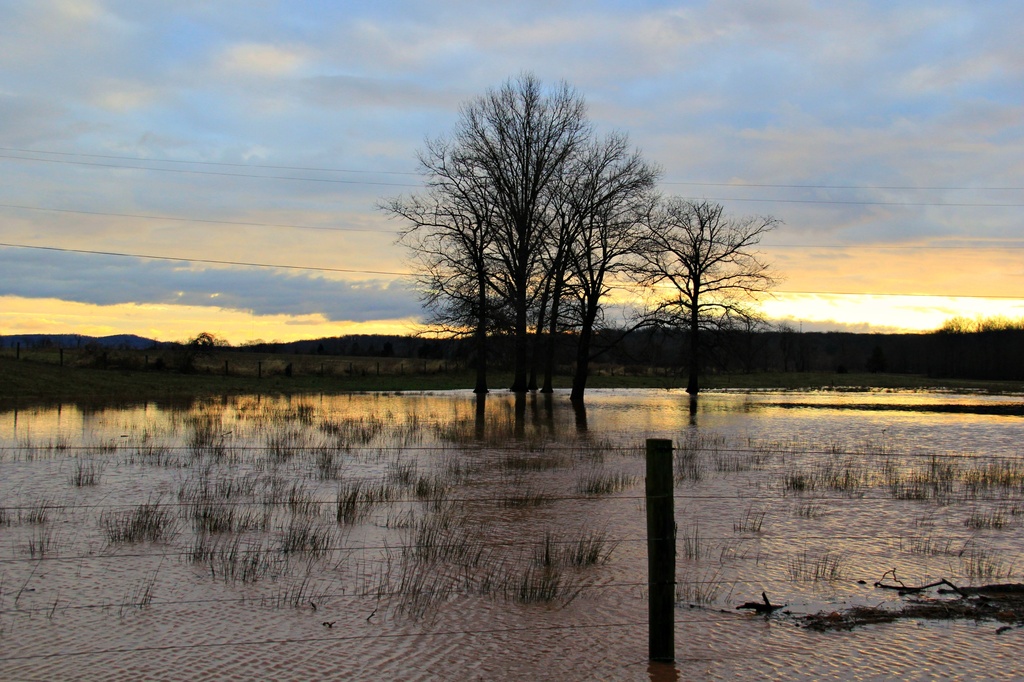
{"left": 677, "top": 567, "right": 732, "bottom": 606}
{"left": 535, "top": 529, "right": 616, "bottom": 569}
{"left": 788, "top": 550, "right": 846, "bottom": 582}
{"left": 7, "top": 388, "right": 1024, "bottom": 643}
{"left": 69, "top": 457, "right": 102, "bottom": 486}
{"left": 575, "top": 470, "right": 636, "bottom": 495}
{"left": 733, "top": 506, "right": 767, "bottom": 533}
{"left": 102, "top": 500, "right": 176, "bottom": 544}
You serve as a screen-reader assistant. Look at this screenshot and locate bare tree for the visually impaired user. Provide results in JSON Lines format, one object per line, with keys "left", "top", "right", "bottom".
{"left": 457, "top": 73, "right": 591, "bottom": 392}
{"left": 387, "top": 74, "right": 666, "bottom": 398}
{"left": 383, "top": 137, "right": 497, "bottom": 393}
{"left": 634, "top": 199, "right": 779, "bottom": 395}
{"left": 564, "top": 133, "right": 659, "bottom": 401}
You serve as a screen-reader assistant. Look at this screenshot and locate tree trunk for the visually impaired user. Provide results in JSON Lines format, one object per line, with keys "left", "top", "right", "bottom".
{"left": 473, "top": 275, "right": 489, "bottom": 394}
{"left": 529, "top": 283, "right": 551, "bottom": 392}
{"left": 686, "top": 303, "right": 700, "bottom": 395}
{"left": 510, "top": 298, "right": 530, "bottom": 392}
{"left": 473, "top": 324, "right": 488, "bottom": 394}
{"left": 570, "top": 305, "right": 599, "bottom": 401}
{"left": 541, "top": 271, "right": 566, "bottom": 394}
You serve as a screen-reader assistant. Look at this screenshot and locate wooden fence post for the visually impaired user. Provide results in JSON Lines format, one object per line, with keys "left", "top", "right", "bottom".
{"left": 646, "top": 438, "right": 675, "bottom": 662}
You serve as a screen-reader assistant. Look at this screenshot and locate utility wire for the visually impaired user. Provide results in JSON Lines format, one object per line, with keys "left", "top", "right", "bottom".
{"left": 0, "top": 203, "right": 391, "bottom": 234}
{"left": 8, "top": 201, "right": 1024, "bottom": 248}
{"left": 4, "top": 241, "right": 1023, "bottom": 301}
{"left": 4, "top": 152, "right": 1024, "bottom": 206}
{"left": 0, "top": 146, "right": 422, "bottom": 175}
{"left": 0, "top": 242, "right": 411, "bottom": 277}
{"left": 5, "top": 146, "right": 1023, "bottom": 191}
{"left": 0, "top": 153, "right": 420, "bottom": 188}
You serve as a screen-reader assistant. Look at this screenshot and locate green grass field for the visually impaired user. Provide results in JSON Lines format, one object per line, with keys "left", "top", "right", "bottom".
{"left": 2, "top": 347, "right": 1021, "bottom": 406}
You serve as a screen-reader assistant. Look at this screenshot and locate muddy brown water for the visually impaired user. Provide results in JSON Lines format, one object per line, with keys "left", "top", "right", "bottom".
{"left": 1, "top": 389, "right": 1023, "bottom": 680}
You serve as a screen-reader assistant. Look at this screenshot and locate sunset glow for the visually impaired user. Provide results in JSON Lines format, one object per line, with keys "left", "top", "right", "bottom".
{"left": 1, "top": 2, "right": 1021, "bottom": 342}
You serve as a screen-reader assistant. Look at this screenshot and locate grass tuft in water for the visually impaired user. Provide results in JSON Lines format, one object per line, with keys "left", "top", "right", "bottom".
{"left": 677, "top": 567, "right": 733, "bottom": 605}
{"left": 281, "top": 517, "right": 334, "bottom": 556}
{"left": 102, "top": 500, "right": 176, "bottom": 543}
{"left": 788, "top": 550, "right": 846, "bottom": 582}
{"left": 733, "top": 505, "right": 767, "bottom": 533}
{"left": 575, "top": 470, "right": 636, "bottom": 495}
{"left": 69, "top": 458, "right": 102, "bottom": 486}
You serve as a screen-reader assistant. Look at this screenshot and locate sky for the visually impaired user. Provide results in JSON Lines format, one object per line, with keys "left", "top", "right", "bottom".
{"left": 1, "top": 0, "right": 1022, "bottom": 344}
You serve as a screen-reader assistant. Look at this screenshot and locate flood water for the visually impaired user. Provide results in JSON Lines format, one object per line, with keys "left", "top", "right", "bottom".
{"left": 1, "top": 388, "right": 1023, "bottom": 680}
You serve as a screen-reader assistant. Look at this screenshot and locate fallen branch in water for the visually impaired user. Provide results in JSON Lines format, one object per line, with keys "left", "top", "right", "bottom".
{"left": 873, "top": 568, "right": 963, "bottom": 595}
{"left": 737, "top": 591, "right": 786, "bottom": 614}
{"left": 802, "top": 570, "right": 1024, "bottom": 632}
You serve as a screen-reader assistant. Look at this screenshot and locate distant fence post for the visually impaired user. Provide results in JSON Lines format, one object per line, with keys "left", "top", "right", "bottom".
{"left": 646, "top": 438, "right": 675, "bottom": 662}
{"left": 258, "top": 361, "right": 262, "bottom": 378}
{"left": 224, "top": 360, "right": 229, "bottom": 376}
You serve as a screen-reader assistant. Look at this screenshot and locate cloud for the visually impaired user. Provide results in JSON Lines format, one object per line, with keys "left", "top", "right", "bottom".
{"left": 218, "top": 43, "right": 307, "bottom": 77}
{"left": 0, "top": 0, "right": 1021, "bottom": 340}
{"left": 0, "top": 249, "right": 423, "bottom": 323}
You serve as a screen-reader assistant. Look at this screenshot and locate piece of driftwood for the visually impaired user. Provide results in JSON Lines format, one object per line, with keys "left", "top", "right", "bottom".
{"left": 802, "top": 570, "right": 1024, "bottom": 631}
{"left": 873, "top": 568, "right": 963, "bottom": 595}
{"left": 737, "top": 591, "right": 786, "bottom": 614}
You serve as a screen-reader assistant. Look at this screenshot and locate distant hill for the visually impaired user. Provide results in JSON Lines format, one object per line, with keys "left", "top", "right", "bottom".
{"left": 0, "top": 334, "right": 164, "bottom": 350}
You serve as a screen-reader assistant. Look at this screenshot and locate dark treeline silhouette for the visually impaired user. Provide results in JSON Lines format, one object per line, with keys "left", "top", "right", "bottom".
{"left": 227, "top": 322, "right": 1024, "bottom": 382}
{"left": 5, "top": 324, "right": 1023, "bottom": 382}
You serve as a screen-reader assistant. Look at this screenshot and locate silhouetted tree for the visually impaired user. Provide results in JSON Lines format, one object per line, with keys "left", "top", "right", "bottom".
{"left": 387, "top": 73, "right": 591, "bottom": 393}
{"left": 384, "top": 136, "right": 498, "bottom": 393}
{"left": 459, "top": 74, "right": 591, "bottom": 392}
{"left": 563, "top": 133, "right": 659, "bottom": 401}
{"left": 634, "top": 199, "right": 779, "bottom": 394}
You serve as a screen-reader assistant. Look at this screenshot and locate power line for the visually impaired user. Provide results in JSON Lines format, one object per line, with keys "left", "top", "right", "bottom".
{"left": 5, "top": 152, "right": 1024, "bottom": 206}
{"left": 690, "top": 195, "right": 1024, "bottom": 208}
{"left": 0, "top": 242, "right": 411, "bottom": 277}
{"left": 8, "top": 201, "right": 1024, "bottom": 247}
{"left": 0, "top": 203, "right": 394, "bottom": 234}
{"left": 663, "top": 179, "right": 1024, "bottom": 191}
{"left": 2, "top": 242, "right": 1022, "bottom": 300}
{"left": 5, "top": 145, "right": 1023, "bottom": 191}
{"left": 0, "top": 153, "right": 420, "bottom": 188}
{"left": 0, "top": 146, "right": 422, "bottom": 175}
{"left": 773, "top": 289, "right": 1024, "bottom": 301}
{"left": 763, "top": 242, "right": 1024, "bottom": 251}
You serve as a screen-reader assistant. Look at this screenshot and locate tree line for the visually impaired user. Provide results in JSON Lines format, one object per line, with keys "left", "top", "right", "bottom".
{"left": 382, "top": 73, "right": 778, "bottom": 399}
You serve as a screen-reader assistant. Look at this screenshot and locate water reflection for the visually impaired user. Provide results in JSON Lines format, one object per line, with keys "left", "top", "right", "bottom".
{"left": 474, "top": 393, "right": 487, "bottom": 440}
{"left": 514, "top": 392, "right": 526, "bottom": 438}
{"left": 572, "top": 398, "right": 589, "bottom": 432}
{"left": 648, "top": 661, "right": 681, "bottom": 681}
{"left": 1, "top": 389, "right": 1023, "bottom": 680}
